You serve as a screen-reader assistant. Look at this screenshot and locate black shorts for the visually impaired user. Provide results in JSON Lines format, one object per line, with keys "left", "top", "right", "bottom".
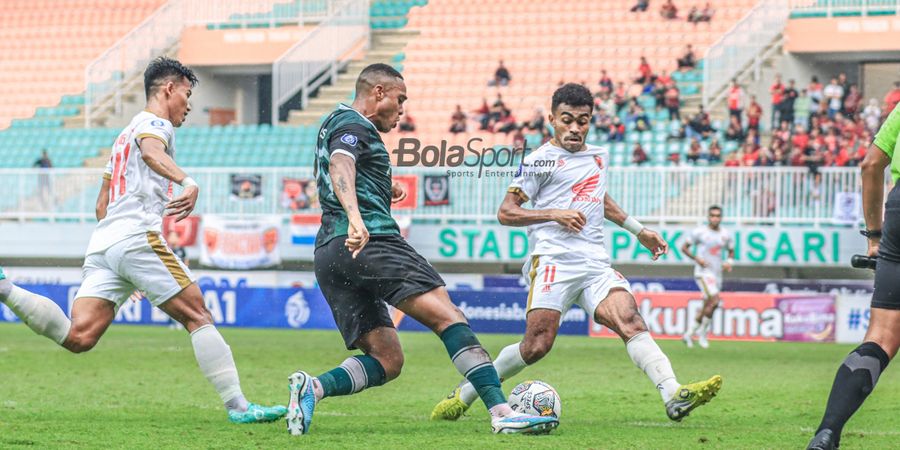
{"left": 873, "top": 184, "right": 900, "bottom": 310}
{"left": 314, "top": 234, "right": 445, "bottom": 349}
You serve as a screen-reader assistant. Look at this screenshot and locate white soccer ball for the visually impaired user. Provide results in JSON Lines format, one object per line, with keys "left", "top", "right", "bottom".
{"left": 508, "top": 380, "right": 561, "bottom": 419}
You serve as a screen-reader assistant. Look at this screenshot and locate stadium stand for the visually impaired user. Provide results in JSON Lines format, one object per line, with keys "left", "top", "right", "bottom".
{"left": 0, "top": 0, "right": 166, "bottom": 130}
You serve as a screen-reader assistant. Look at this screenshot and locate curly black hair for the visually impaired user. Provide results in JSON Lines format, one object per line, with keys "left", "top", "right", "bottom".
{"left": 143, "top": 56, "right": 198, "bottom": 99}
{"left": 551, "top": 83, "right": 593, "bottom": 112}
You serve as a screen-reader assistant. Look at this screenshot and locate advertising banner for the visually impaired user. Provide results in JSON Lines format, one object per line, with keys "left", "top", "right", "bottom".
{"left": 777, "top": 296, "right": 835, "bottom": 343}
{"left": 589, "top": 292, "right": 835, "bottom": 342}
{"left": 835, "top": 294, "right": 871, "bottom": 344}
{"left": 200, "top": 215, "right": 281, "bottom": 269}
{"left": 407, "top": 223, "right": 862, "bottom": 267}
{"left": 230, "top": 174, "right": 263, "bottom": 201}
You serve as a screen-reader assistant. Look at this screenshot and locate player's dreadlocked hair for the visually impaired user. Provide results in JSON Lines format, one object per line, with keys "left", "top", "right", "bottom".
{"left": 144, "top": 56, "right": 198, "bottom": 100}
{"left": 551, "top": 83, "right": 594, "bottom": 112}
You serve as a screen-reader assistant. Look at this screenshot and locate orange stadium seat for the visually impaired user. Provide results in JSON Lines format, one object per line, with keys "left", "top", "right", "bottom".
{"left": 0, "top": 0, "right": 166, "bottom": 129}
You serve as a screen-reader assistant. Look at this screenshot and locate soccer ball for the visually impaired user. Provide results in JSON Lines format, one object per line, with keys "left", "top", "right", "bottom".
{"left": 508, "top": 380, "right": 561, "bottom": 419}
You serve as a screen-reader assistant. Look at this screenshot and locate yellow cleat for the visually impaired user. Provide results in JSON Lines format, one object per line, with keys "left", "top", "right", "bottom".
{"left": 665, "top": 375, "right": 722, "bottom": 422}
{"left": 430, "top": 384, "right": 471, "bottom": 421}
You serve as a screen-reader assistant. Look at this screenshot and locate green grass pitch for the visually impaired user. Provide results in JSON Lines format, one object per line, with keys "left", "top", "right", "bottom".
{"left": 1, "top": 323, "right": 899, "bottom": 449}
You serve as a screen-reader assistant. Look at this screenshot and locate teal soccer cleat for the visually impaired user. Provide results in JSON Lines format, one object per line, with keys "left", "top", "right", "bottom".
{"left": 286, "top": 370, "right": 317, "bottom": 435}
{"left": 228, "top": 402, "right": 288, "bottom": 424}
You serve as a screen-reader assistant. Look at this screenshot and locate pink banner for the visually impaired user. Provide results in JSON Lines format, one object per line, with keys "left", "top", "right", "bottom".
{"left": 777, "top": 296, "right": 835, "bottom": 343}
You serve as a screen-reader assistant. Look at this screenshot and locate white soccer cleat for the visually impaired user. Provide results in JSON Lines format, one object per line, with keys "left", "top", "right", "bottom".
{"left": 697, "top": 334, "right": 710, "bottom": 349}
{"left": 491, "top": 412, "right": 559, "bottom": 435}
{"left": 682, "top": 334, "right": 694, "bottom": 348}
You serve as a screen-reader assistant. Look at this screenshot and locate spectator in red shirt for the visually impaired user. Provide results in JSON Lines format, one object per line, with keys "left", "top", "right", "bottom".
{"left": 474, "top": 98, "right": 490, "bottom": 130}
{"left": 598, "top": 69, "right": 614, "bottom": 94}
{"left": 727, "top": 79, "right": 744, "bottom": 122}
{"left": 791, "top": 124, "right": 809, "bottom": 150}
{"left": 660, "top": 0, "right": 678, "bottom": 19}
{"left": 843, "top": 84, "right": 861, "bottom": 116}
{"left": 632, "top": 143, "right": 649, "bottom": 166}
{"left": 636, "top": 56, "right": 653, "bottom": 85}
{"left": 747, "top": 95, "right": 762, "bottom": 132}
{"left": 657, "top": 70, "right": 672, "bottom": 86}
{"left": 770, "top": 74, "right": 785, "bottom": 129}
{"left": 664, "top": 82, "right": 681, "bottom": 120}
{"left": 724, "top": 152, "right": 741, "bottom": 167}
{"left": 884, "top": 81, "right": 900, "bottom": 116}
{"left": 742, "top": 142, "right": 759, "bottom": 166}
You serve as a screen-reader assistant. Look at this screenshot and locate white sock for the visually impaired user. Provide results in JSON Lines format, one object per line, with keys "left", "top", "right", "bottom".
{"left": 626, "top": 331, "right": 680, "bottom": 402}
{"left": 190, "top": 324, "right": 247, "bottom": 411}
{"left": 685, "top": 318, "right": 701, "bottom": 337}
{"left": 460, "top": 343, "right": 528, "bottom": 405}
{"left": 0, "top": 283, "right": 71, "bottom": 345}
{"left": 697, "top": 316, "right": 711, "bottom": 337}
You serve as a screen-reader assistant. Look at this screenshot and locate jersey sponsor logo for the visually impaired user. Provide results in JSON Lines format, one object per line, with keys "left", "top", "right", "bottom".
{"left": 340, "top": 133, "right": 358, "bottom": 147}
{"left": 151, "top": 119, "right": 165, "bottom": 127}
{"left": 571, "top": 174, "right": 602, "bottom": 203}
{"left": 709, "top": 245, "right": 722, "bottom": 257}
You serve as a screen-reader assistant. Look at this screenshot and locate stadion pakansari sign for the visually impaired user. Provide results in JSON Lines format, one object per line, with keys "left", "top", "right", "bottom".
{"left": 406, "top": 223, "right": 862, "bottom": 267}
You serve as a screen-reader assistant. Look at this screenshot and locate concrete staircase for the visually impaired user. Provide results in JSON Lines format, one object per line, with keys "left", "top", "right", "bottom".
{"left": 286, "top": 29, "right": 420, "bottom": 126}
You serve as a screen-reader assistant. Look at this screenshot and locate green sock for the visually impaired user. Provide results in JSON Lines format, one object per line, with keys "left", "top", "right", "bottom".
{"left": 317, "top": 355, "right": 386, "bottom": 399}
{"left": 440, "top": 322, "right": 506, "bottom": 409}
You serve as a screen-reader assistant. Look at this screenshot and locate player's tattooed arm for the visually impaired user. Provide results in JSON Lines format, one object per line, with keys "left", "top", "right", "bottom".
{"left": 329, "top": 153, "right": 361, "bottom": 221}
{"left": 497, "top": 191, "right": 585, "bottom": 232}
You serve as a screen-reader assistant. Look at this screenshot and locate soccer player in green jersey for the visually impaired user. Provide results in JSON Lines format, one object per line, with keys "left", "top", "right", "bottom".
{"left": 285, "top": 64, "right": 558, "bottom": 436}
{"left": 808, "top": 103, "right": 900, "bottom": 449}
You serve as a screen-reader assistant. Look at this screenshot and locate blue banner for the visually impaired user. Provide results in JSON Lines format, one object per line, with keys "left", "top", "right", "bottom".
{"left": 0, "top": 280, "right": 589, "bottom": 336}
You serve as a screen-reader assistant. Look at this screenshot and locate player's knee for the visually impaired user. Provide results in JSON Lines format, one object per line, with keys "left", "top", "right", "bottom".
{"left": 372, "top": 351, "right": 404, "bottom": 381}
{"left": 65, "top": 331, "right": 99, "bottom": 353}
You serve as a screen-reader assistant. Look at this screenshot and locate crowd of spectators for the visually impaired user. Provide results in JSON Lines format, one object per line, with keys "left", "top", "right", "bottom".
{"left": 630, "top": 0, "right": 715, "bottom": 23}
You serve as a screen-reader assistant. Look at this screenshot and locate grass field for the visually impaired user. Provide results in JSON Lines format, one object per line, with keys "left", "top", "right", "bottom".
{"left": 1, "top": 324, "right": 899, "bottom": 449}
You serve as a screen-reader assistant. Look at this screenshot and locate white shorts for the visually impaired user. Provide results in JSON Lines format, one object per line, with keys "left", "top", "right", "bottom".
{"left": 694, "top": 273, "right": 721, "bottom": 298}
{"left": 75, "top": 232, "right": 195, "bottom": 308}
{"left": 522, "top": 253, "right": 632, "bottom": 316}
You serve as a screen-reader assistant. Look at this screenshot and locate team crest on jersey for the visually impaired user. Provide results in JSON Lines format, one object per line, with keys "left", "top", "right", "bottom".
{"left": 593, "top": 155, "right": 604, "bottom": 169}
{"left": 340, "top": 133, "right": 358, "bottom": 147}
{"left": 151, "top": 119, "right": 165, "bottom": 127}
{"left": 557, "top": 158, "right": 566, "bottom": 168}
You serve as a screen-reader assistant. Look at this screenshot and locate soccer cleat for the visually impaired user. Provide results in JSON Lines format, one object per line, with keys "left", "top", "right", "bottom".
{"left": 665, "top": 375, "right": 723, "bottom": 422}
{"left": 286, "top": 370, "right": 317, "bottom": 435}
{"left": 228, "top": 402, "right": 288, "bottom": 424}
{"left": 682, "top": 334, "right": 694, "bottom": 348}
{"left": 806, "top": 429, "right": 837, "bottom": 450}
{"left": 491, "top": 412, "right": 559, "bottom": 435}
{"left": 697, "top": 334, "right": 710, "bottom": 349}
{"left": 430, "top": 383, "right": 471, "bottom": 421}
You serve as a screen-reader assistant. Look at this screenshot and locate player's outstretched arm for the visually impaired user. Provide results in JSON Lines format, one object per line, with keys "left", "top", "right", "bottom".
{"left": 604, "top": 193, "right": 668, "bottom": 260}
{"left": 329, "top": 153, "right": 368, "bottom": 257}
{"left": 95, "top": 176, "right": 110, "bottom": 221}
{"left": 497, "top": 192, "right": 585, "bottom": 232}
{"left": 140, "top": 137, "right": 199, "bottom": 221}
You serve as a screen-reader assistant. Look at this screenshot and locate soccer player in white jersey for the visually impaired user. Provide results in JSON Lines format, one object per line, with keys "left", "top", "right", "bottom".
{"left": 681, "top": 205, "right": 735, "bottom": 349}
{"left": 0, "top": 57, "right": 285, "bottom": 424}
{"left": 431, "top": 83, "right": 722, "bottom": 422}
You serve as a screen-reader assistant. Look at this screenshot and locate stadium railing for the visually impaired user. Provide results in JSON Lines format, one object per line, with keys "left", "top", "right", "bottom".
{"left": 703, "top": 0, "right": 791, "bottom": 110}
{"left": 86, "top": 0, "right": 338, "bottom": 127}
{"left": 0, "top": 167, "right": 869, "bottom": 228}
{"left": 271, "top": 0, "right": 369, "bottom": 123}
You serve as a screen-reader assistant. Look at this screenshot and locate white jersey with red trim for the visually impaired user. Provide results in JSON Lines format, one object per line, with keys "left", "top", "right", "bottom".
{"left": 85, "top": 111, "right": 176, "bottom": 255}
{"left": 507, "top": 142, "right": 610, "bottom": 263}
{"left": 687, "top": 225, "right": 733, "bottom": 279}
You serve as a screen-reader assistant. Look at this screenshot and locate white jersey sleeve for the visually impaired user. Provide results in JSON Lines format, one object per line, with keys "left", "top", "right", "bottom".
{"left": 135, "top": 117, "right": 174, "bottom": 151}
{"left": 507, "top": 155, "right": 548, "bottom": 202}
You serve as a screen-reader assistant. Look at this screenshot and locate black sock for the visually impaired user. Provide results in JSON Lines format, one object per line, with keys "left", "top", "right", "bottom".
{"left": 816, "top": 341, "right": 890, "bottom": 446}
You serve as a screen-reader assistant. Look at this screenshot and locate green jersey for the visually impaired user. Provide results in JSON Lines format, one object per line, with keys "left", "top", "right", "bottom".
{"left": 314, "top": 104, "right": 399, "bottom": 248}
{"left": 874, "top": 103, "right": 900, "bottom": 182}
